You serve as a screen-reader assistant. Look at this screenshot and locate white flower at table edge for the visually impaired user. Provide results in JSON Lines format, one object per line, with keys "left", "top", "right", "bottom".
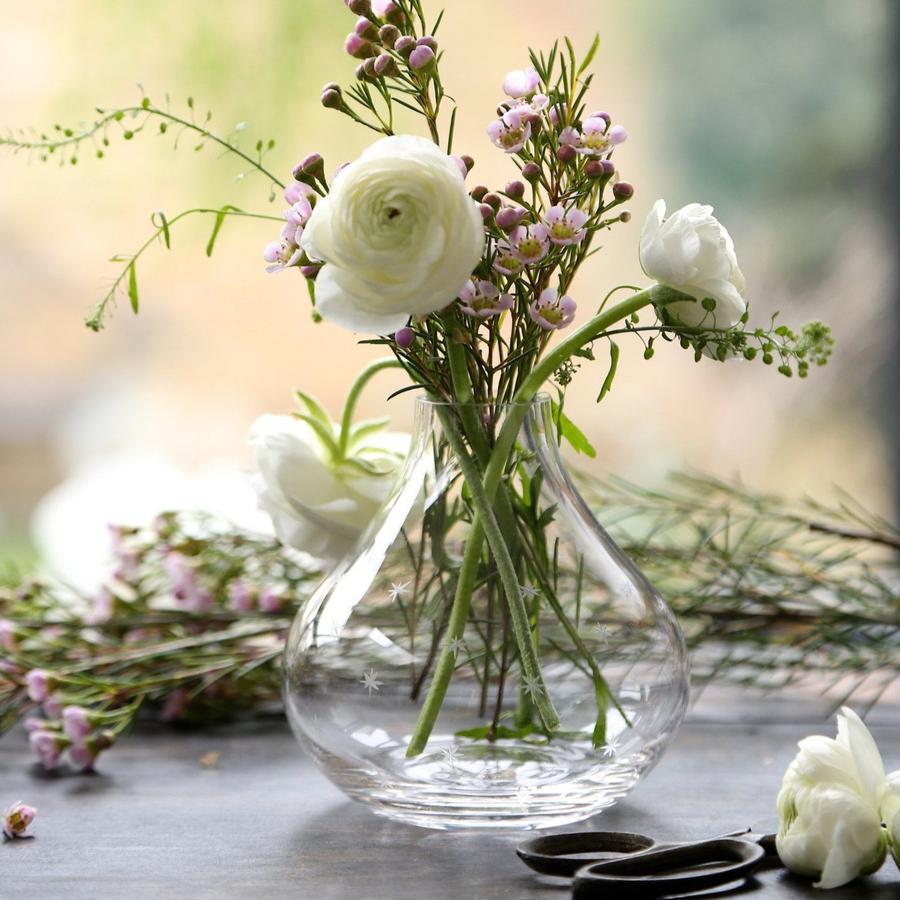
{"left": 2, "top": 801, "right": 36, "bottom": 840}
{"left": 249, "top": 409, "right": 409, "bottom": 564}
{"left": 639, "top": 199, "right": 747, "bottom": 332}
{"left": 291, "top": 134, "right": 485, "bottom": 335}
{"left": 776, "top": 707, "right": 900, "bottom": 889}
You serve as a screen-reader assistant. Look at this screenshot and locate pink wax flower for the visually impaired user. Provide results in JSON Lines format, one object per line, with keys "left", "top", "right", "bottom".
{"left": 264, "top": 223, "right": 304, "bottom": 274}
{"left": 227, "top": 580, "right": 256, "bottom": 613}
{"left": 576, "top": 117, "right": 627, "bottom": 156}
{"left": 284, "top": 197, "right": 313, "bottom": 228}
{"left": 85, "top": 586, "right": 114, "bottom": 625}
{"left": 283, "top": 180, "right": 314, "bottom": 206}
{"left": 487, "top": 108, "right": 531, "bottom": 154}
{"left": 0, "top": 618, "right": 15, "bottom": 652}
{"left": 23, "top": 717, "right": 45, "bottom": 733}
{"left": 164, "top": 552, "right": 213, "bottom": 612}
{"left": 2, "top": 802, "right": 36, "bottom": 840}
{"left": 543, "top": 205, "right": 588, "bottom": 246}
{"left": 530, "top": 287, "right": 576, "bottom": 331}
{"left": 62, "top": 706, "right": 92, "bottom": 744}
{"left": 24, "top": 669, "right": 50, "bottom": 703}
{"left": 29, "top": 730, "right": 67, "bottom": 769}
{"left": 492, "top": 222, "right": 551, "bottom": 274}
{"left": 503, "top": 67, "right": 540, "bottom": 99}
{"left": 457, "top": 279, "right": 514, "bottom": 319}
{"left": 259, "top": 588, "right": 283, "bottom": 614}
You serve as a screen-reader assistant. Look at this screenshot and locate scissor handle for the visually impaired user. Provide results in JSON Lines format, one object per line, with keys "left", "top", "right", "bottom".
{"left": 572, "top": 837, "right": 766, "bottom": 898}
{"left": 516, "top": 831, "right": 657, "bottom": 877}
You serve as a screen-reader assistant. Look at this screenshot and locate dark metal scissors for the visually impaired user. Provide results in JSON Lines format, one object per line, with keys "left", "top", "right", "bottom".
{"left": 517, "top": 829, "right": 778, "bottom": 898}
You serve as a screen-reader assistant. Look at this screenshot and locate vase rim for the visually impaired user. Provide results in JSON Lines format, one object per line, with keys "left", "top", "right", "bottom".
{"left": 413, "top": 392, "right": 552, "bottom": 410}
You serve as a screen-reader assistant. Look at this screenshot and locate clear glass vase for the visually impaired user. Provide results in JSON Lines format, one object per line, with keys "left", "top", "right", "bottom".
{"left": 283, "top": 396, "right": 690, "bottom": 830}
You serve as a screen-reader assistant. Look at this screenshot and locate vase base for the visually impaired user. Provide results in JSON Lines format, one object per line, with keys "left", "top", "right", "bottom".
{"left": 307, "top": 741, "right": 657, "bottom": 830}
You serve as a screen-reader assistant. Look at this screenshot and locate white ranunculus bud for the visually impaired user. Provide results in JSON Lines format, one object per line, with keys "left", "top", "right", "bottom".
{"left": 639, "top": 199, "right": 747, "bottom": 330}
{"left": 300, "top": 134, "right": 485, "bottom": 334}
{"left": 249, "top": 414, "right": 408, "bottom": 562}
{"left": 776, "top": 707, "right": 891, "bottom": 889}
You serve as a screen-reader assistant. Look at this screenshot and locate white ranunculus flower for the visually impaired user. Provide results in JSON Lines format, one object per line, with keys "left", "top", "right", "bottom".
{"left": 249, "top": 413, "right": 408, "bottom": 562}
{"left": 776, "top": 707, "right": 890, "bottom": 889}
{"left": 883, "top": 772, "right": 900, "bottom": 868}
{"left": 300, "top": 134, "right": 485, "bottom": 334}
{"left": 639, "top": 199, "right": 747, "bottom": 330}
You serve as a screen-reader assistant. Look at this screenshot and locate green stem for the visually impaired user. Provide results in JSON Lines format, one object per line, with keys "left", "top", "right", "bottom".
{"left": 338, "top": 358, "right": 402, "bottom": 455}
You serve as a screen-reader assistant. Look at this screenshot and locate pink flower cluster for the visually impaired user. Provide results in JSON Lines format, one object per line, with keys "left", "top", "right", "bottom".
{"left": 163, "top": 551, "right": 214, "bottom": 612}
{"left": 457, "top": 279, "right": 513, "bottom": 319}
{"left": 23, "top": 672, "right": 114, "bottom": 772}
{"left": 227, "top": 580, "right": 284, "bottom": 614}
{"left": 263, "top": 180, "right": 315, "bottom": 274}
{"left": 487, "top": 66, "right": 628, "bottom": 163}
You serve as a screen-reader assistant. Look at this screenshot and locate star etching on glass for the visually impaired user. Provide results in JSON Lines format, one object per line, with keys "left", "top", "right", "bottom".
{"left": 360, "top": 669, "right": 383, "bottom": 696}
{"left": 521, "top": 674, "right": 543, "bottom": 698}
{"left": 439, "top": 746, "right": 460, "bottom": 769}
{"left": 388, "top": 581, "right": 411, "bottom": 601}
{"left": 519, "top": 584, "right": 541, "bottom": 600}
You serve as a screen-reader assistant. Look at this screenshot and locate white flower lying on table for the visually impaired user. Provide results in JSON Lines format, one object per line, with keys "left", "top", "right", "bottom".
{"left": 776, "top": 707, "right": 899, "bottom": 889}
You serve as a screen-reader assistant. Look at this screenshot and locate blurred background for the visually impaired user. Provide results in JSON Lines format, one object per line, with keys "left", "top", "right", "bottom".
{"left": 1, "top": 0, "right": 896, "bottom": 586}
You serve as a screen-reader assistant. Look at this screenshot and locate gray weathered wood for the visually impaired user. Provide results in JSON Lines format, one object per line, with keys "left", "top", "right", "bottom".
{"left": 1, "top": 714, "right": 897, "bottom": 898}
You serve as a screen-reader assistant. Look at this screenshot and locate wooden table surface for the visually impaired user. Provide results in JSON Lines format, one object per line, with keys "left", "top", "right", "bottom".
{"left": 2, "top": 706, "right": 898, "bottom": 899}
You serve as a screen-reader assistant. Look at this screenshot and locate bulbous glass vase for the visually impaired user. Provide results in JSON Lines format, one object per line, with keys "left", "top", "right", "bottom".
{"left": 283, "top": 396, "right": 689, "bottom": 830}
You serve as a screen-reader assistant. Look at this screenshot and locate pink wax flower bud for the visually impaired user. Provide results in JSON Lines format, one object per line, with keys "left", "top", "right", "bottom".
{"left": 29, "top": 729, "right": 67, "bottom": 768}
{"left": 378, "top": 24, "right": 400, "bottom": 47}
{"left": 417, "top": 35, "right": 438, "bottom": 51}
{"left": 321, "top": 87, "right": 343, "bottom": 109}
{"left": 589, "top": 110, "right": 612, "bottom": 124}
{"left": 69, "top": 742, "right": 99, "bottom": 773}
{"left": 25, "top": 669, "right": 51, "bottom": 703}
{"left": 521, "top": 162, "right": 540, "bottom": 183}
{"left": 503, "top": 67, "right": 541, "bottom": 99}
{"left": 354, "top": 16, "right": 378, "bottom": 40}
{"left": 62, "top": 706, "right": 92, "bottom": 743}
{"left": 530, "top": 287, "right": 577, "bottom": 331}
{"left": 408, "top": 45, "right": 435, "bottom": 71}
{"left": 584, "top": 160, "right": 606, "bottom": 179}
{"left": 259, "top": 588, "right": 283, "bottom": 614}
{"left": 292, "top": 153, "right": 325, "bottom": 181}
{"left": 470, "top": 185, "right": 489, "bottom": 202}
{"left": 612, "top": 181, "right": 634, "bottom": 200}
{"left": 557, "top": 144, "right": 577, "bottom": 164}
{"left": 24, "top": 717, "right": 45, "bottom": 733}
{"left": 450, "top": 155, "right": 468, "bottom": 179}
{"left": 345, "top": 0, "right": 371, "bottom": 15}
{"left": 354, "top": 62, "right": 371, "bottom": 82}
{"left": 619, "top": 210, "right": 632, "bottom": 223}
{"left": 478, "top": 203, "right": 493, "bottom": 222}
{"left": 0, "top": 618, "right": 15, "bottom": 652}
{"left": 2, "top": 802, "right": 36, "bottom": 839}
{"left": 505, "top": 180, "right": 525, "bottom": 201}
{"left": 344, "top": 32, "right": 376, "bottom": 59}
{"left": 496, "top": 206, "right": 525, "bottom": 233}
{"left": 374, "top": 53, "right": 399, "bottom": 77}
{"left": 459, "top": 154, "right": 475, "bottom": 173}
{"left": 394, "top": 35, "right": 416, "bottom": 57}
{"left": 394, "top": 326, "right": 416, "bottom": 349}
{"left": 482, "top": 192, "right": 502, "bottom": 212}
{"left": 43, "top": 695, "right": 64, "bottom": 718}
{"left": 374, "top": 0, "right": 403, "bottom": 24}
{"left": 548, "top": 106, "right": 561, "bottom": 127}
